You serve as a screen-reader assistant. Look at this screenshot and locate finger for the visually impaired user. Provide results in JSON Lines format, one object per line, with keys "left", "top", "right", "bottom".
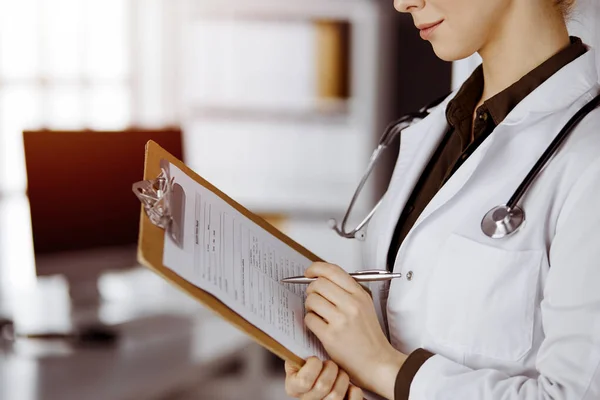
{"left": 347, "top": 385, "right": 364, "bottom": 400}
{"left": 286, "top": 357, "right": 323, "bottom": 397}
{"left": 302, "top": 360, "right": 338, "bottom": 400}
{"left": 285, "top": 360, "right": 300, "bottom": 376}
{"left": 323, "top": 370, "right": 350, "bottom": 400}
{"left": 304, "top": 312, "right": 328, "bottom": 339}
{"left": 306, "top": 277, "right": 353, "bottom": 307}
{"left": 305, "top": 262, "right": 361, "bottom": 294}
{"left": 305, "top": 293, "right": 337, "bottom": 323}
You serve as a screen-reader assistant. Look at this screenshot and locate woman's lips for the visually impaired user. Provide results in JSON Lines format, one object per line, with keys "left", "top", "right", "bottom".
{"left": 419, "top": 20, "right": 443, "bottom": 40}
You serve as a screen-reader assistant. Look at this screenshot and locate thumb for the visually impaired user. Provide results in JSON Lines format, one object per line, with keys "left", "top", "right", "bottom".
{"left": 284, "top": 360, "right": 301, "bottom": 376}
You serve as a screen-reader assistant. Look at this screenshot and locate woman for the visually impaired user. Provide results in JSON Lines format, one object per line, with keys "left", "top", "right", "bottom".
{"left": 284, "top": 0, "right": 600, "bottom": 399}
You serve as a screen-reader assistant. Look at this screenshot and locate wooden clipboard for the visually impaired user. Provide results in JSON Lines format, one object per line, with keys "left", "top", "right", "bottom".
{"left": 136, "top": 140, "right": 323, "bottom": 366}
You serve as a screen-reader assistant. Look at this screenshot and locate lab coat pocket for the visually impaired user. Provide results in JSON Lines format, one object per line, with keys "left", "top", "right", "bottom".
{"left": 425, "top": 233, "right": 542, "bottom": 362}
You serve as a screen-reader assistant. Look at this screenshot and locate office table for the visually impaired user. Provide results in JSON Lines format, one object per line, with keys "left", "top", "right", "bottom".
{"left": 0, "top": 270, "right": 256, "bottom": 400}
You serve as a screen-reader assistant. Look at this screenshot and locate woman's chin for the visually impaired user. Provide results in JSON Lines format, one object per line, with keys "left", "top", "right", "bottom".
{"left": 430, "top": 41, "right": 478, "bottom": 62}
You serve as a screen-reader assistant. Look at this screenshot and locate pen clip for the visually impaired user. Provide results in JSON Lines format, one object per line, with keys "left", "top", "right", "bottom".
{"left": 132, "top": 159, "right": 186, "bottom": 248}
{"left": 353, "top": 269, "right": 390, "bottom": 275}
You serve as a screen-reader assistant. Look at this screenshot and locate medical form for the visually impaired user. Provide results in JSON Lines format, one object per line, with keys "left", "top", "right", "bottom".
{"left": 163, "top": 162, "right": 327, "bottom": 360}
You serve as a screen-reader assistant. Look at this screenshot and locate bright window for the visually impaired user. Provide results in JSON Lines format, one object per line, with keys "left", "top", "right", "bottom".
{"left": 0, "top": 0, "right": 136, "bottom": 291}
{"left": 0, "top": 0, "right": 132, "bottom": 193}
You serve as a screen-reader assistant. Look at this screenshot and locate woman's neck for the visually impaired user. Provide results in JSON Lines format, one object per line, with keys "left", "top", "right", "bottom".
{"left": 477, "top": 3, "right": 571, "bottom": 102}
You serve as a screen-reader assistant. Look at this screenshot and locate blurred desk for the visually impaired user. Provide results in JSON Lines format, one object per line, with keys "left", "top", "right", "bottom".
{"left": 1, "top": 316, "right": 251, "bottom": 400}
{"left": 1, "top": 317, "right": 255, "bottom": 400}
{"left": 0, "top": 192, "right": 254, "bottom": 400}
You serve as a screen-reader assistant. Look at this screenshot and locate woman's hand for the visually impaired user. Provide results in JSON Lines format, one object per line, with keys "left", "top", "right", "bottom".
{"left": 303, "top": 262, "right": 407, "bottom": 399}
{"left": 284, "top": 357, "right": 364, "bottom": 400}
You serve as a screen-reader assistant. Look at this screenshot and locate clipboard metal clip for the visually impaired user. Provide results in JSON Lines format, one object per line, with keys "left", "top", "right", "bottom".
{"left": 133, "top": 159, "right": 186, "bottom": 248}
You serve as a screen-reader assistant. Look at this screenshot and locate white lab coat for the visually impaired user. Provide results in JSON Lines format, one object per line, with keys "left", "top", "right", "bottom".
{"left": 363, "top": 48, "right": 600, "bottom": 399}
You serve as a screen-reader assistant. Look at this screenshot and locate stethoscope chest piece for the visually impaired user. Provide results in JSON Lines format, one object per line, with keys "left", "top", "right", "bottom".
{"left": 481, "top": 205, "right": 525, "bottom": 239}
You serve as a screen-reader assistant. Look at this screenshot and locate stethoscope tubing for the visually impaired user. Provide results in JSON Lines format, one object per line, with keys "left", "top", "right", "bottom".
{"left": 507, "top": 93, "right": 600, "bottom": 209}
{"left": 331, "top": 92, "right": 600, "bottom": 240}
{"left": 330, "top": 95, "right": 448, "bottom": 239}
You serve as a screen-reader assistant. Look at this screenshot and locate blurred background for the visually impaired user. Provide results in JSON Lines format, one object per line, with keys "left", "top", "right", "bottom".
{"left": 0, "top": 1, "right": 597, "bottom": 399}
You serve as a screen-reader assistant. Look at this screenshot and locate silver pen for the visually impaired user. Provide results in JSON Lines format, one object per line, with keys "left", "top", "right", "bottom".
{"left": 280, "top": 269, "right": 402, "bottom": 284}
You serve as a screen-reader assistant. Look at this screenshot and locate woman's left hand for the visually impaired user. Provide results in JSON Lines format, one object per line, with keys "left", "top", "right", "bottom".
{"left": 303, "top": 262, "right": 407, "bottom": 399}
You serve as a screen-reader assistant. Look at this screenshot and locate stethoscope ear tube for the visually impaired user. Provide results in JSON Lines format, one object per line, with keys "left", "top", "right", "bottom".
{"left": 330, "top": 94, "right": 450, "bottom": 239}
{"left": 329, "top": 145, "right": 386, "bottom": 240}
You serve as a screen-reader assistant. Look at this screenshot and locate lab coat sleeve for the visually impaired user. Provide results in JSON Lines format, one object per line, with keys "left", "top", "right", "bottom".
{"left": 404, "top": 158, "right": 600, "bottom": 400}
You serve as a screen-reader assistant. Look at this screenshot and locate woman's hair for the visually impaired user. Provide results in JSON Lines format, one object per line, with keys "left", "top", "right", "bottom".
{"left": 556, "top": 0, "right": 576, "bottom": 17}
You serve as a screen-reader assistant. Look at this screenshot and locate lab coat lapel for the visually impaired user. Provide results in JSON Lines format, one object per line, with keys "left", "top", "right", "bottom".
{"left": 409, "top": 49, "right": 600, "bottom": 235}
{"left": 411, "top": 129, "right": 492, "bottom": 229}
{"left": 374, "top": 106, "right": 450, "bottom": 269}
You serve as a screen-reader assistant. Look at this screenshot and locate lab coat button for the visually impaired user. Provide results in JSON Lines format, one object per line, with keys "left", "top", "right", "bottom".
{"left": 406, "top": 271, "right": 413, "bottom": 281}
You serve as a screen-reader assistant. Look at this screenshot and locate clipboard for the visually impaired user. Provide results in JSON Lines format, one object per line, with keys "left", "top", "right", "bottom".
{"left": 133, "top": 140, "right": 324, "bottom": 366}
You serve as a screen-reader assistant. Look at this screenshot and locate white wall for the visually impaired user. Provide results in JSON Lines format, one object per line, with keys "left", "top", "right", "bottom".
{"left": 177, "top": 0, "right": 385, "bottom": 272}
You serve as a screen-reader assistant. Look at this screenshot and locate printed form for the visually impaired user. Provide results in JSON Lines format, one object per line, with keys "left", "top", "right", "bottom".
{"left": 163, "top": 163, "right": 327, "bottom": 360}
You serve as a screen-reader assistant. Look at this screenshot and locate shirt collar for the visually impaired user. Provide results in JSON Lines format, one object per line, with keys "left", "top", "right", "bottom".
{"left": 445, "top": 65, "right": 483, "bottom": 128}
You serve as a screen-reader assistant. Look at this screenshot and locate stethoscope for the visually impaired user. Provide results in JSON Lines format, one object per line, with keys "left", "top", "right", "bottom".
{"left": 330, "top": 92, "right": 600, "bottom": 241}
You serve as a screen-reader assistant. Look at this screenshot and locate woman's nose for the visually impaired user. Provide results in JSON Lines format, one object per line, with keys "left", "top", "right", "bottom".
{"left": 394, "top": 0, "right": 425, "bottom": 13}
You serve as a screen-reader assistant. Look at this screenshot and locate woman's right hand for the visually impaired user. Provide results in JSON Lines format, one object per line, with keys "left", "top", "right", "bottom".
{"left": 284, "top": 357, "right": 364, "bottom": 400}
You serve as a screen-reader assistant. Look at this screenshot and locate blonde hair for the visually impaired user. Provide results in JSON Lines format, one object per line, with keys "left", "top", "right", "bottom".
{"left": 556, "top": 0, "right": 576, "bottom": 18}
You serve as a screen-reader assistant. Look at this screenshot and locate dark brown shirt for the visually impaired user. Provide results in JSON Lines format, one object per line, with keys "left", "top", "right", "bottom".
{"left": 392, "top": 37, "right": 587, "bottom": 400}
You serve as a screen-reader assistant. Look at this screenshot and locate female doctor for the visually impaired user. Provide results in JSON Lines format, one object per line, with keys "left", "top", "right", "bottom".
{"left": 284, "top": 0, "right": 600, "bottom": 399}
